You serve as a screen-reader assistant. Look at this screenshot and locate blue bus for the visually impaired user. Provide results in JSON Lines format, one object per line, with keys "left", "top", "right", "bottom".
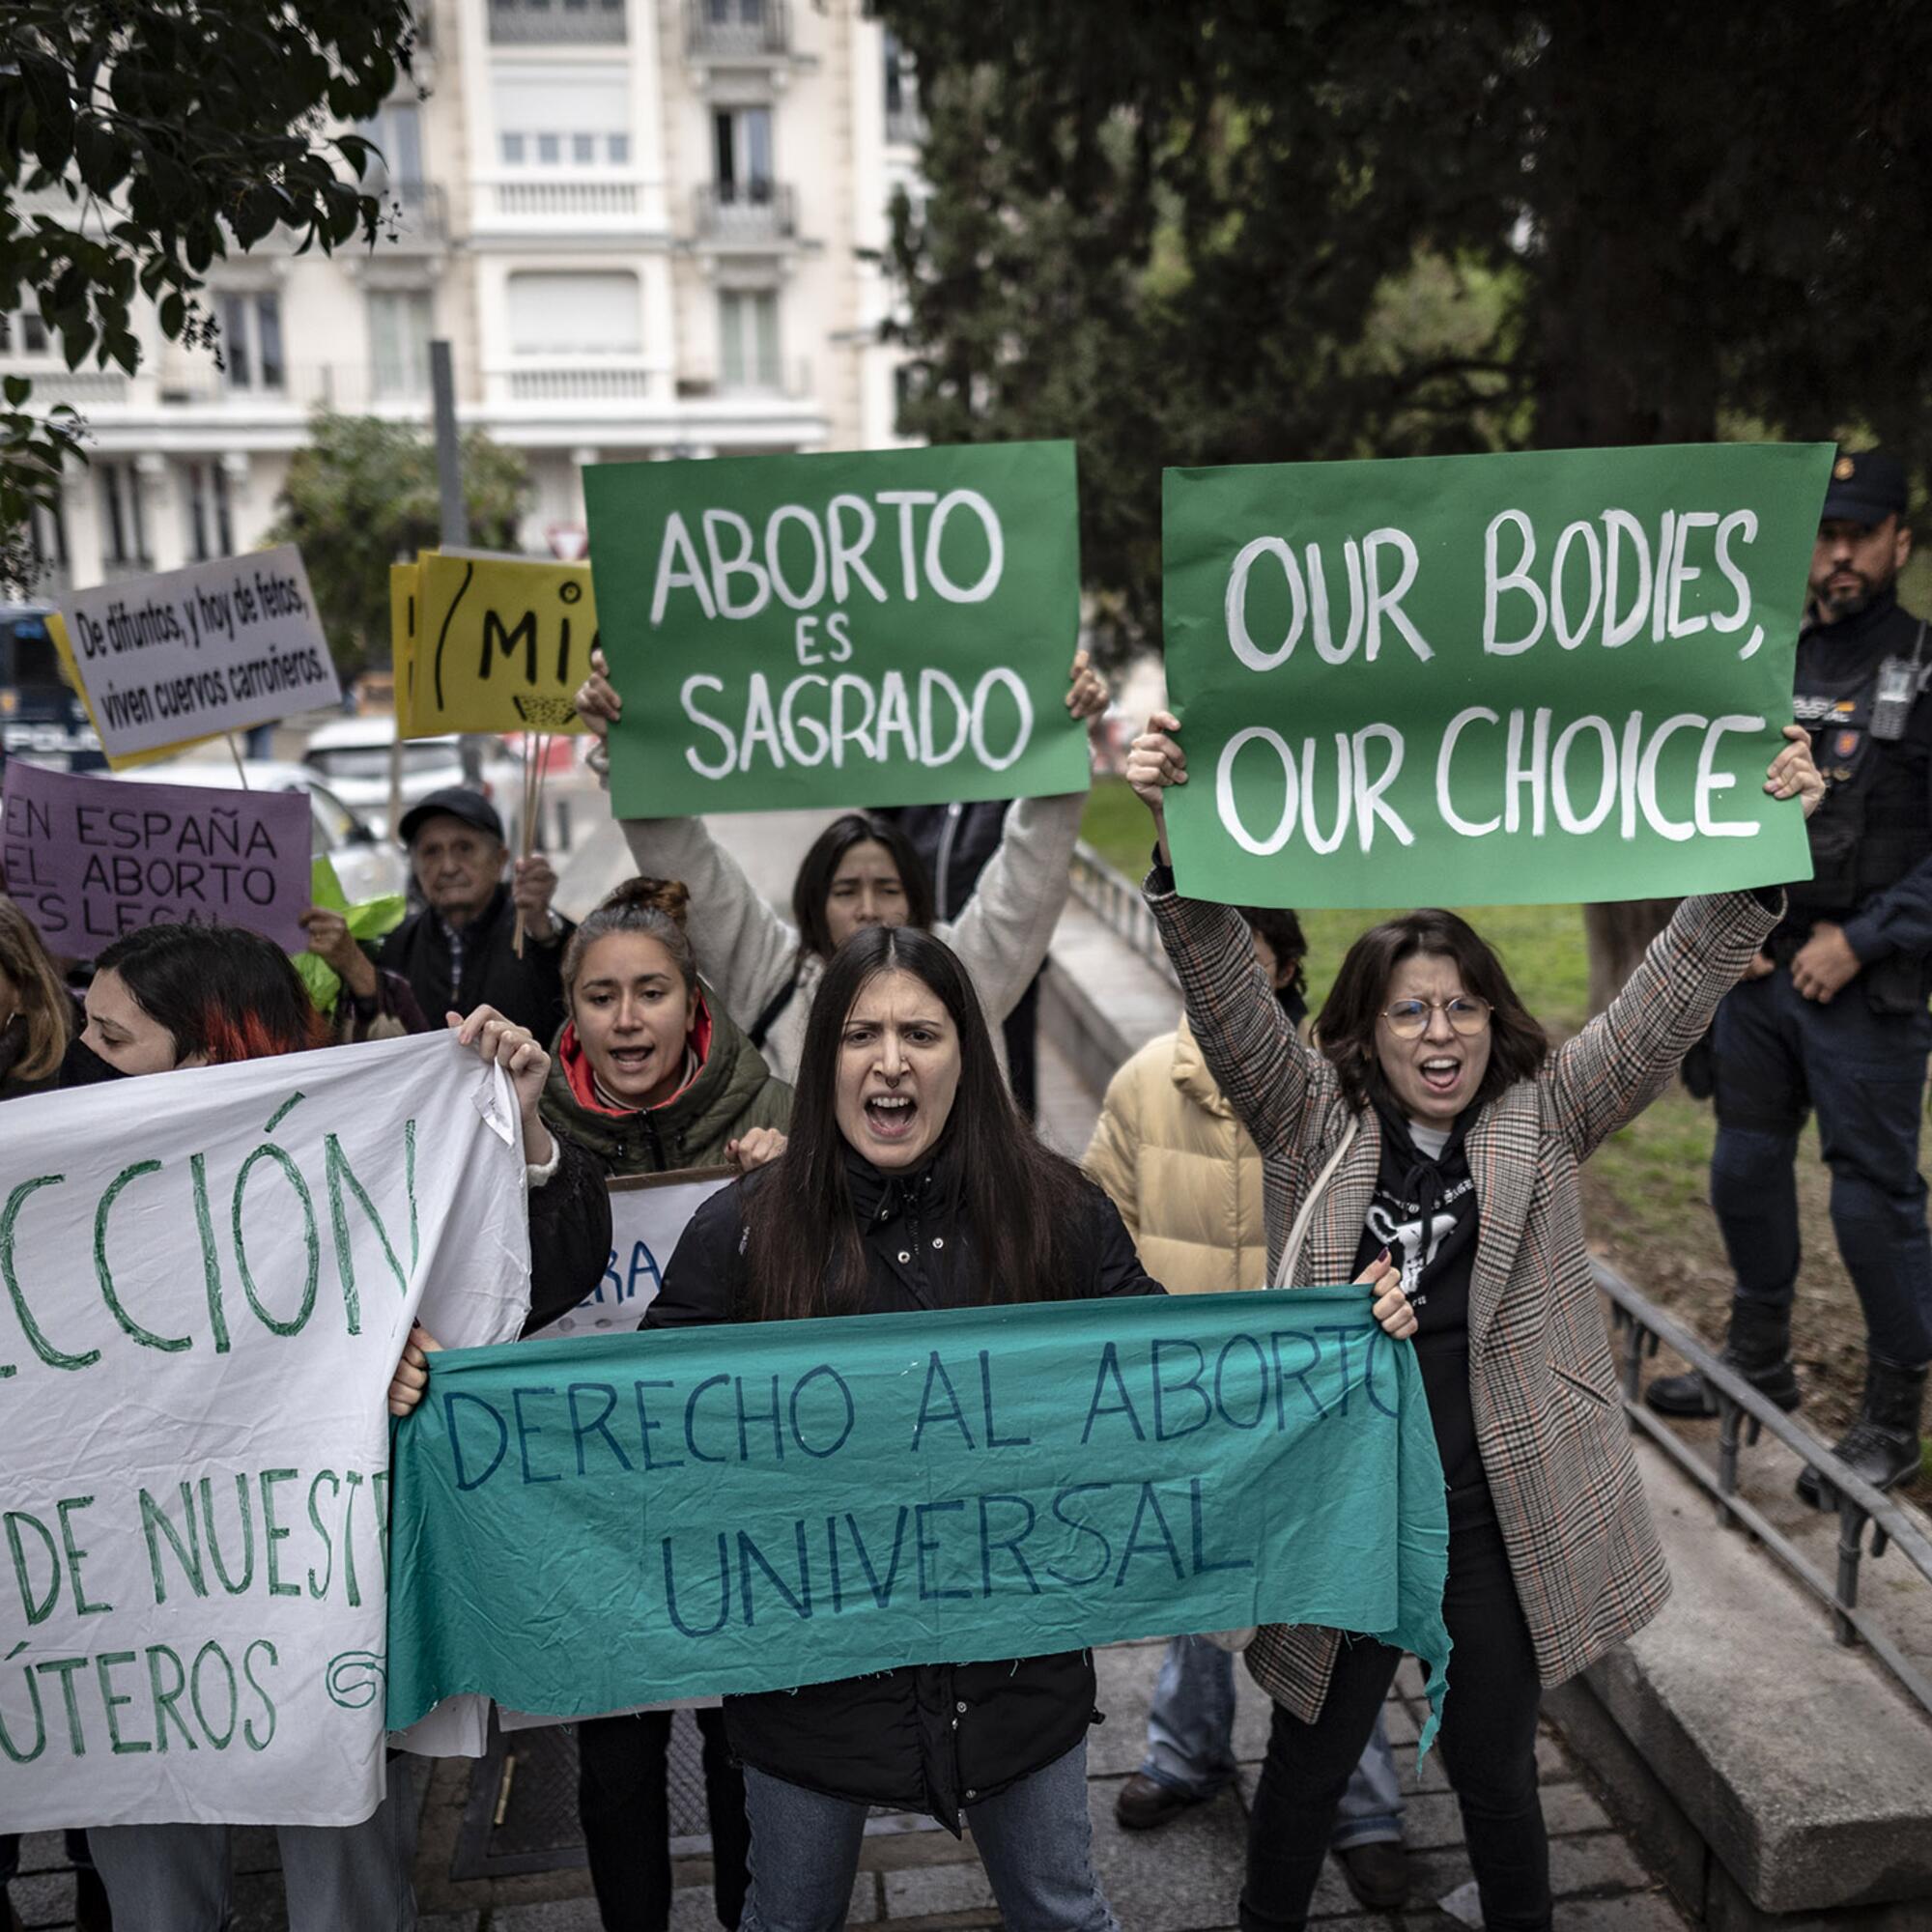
{"left": 0, "top": 603, "right": 103, "bottom": 773}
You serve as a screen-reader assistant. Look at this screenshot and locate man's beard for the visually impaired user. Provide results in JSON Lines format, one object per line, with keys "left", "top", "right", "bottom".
{"left": 1814, "top": 569, "right": 1893, "bottom": 618}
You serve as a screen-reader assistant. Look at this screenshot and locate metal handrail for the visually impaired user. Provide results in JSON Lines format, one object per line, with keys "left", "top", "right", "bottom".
{"left": 1596, "top": 1255, "right": 1932, "bottom": 1719}
{"left": 1066, "top": 840, "right": 1179, "bottom": 989}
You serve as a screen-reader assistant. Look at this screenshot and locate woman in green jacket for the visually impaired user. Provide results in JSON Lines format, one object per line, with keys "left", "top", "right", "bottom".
{"left": 539, "top": 874, "right": 791, "bottom": 1932}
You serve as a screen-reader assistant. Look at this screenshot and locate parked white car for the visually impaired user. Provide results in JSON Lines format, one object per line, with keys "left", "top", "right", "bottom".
{"left": 299, "top": 717, "right": 530, "bottom": 846}
{"left": 116, "top": 759, "right": 407, "bottom": 905}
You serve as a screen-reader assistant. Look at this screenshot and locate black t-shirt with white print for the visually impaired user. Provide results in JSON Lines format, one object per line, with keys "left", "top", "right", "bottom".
{"left": 1350, "top": 1098, "right": 1488, "bottom": 1517}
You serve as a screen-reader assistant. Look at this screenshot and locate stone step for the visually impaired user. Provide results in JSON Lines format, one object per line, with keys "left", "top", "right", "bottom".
{"left": 1547, "top": 1435, "right": 1932, "bottom": 1925}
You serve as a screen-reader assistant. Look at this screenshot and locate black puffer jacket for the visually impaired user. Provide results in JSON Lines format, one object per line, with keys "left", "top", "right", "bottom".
{"left": 522, "top": 1130, "right": 614, "bottom": 1335}
{"left": 649, "top": 1151, "right": 1163, "bottom": 1830}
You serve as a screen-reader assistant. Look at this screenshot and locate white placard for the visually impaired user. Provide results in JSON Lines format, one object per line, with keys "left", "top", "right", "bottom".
{"left": 0, "top": 1033, "right": 529, "bottom": 1828}
{"left": 526, "top": 1167, "right": 733, "bottom": 1340}
{"left": 60, "top": 546, "right": 341, "bottom": 758}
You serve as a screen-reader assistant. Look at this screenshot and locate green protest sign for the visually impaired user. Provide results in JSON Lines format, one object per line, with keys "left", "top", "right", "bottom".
{"left": 1162, "top": 442, "right": 1831, "bottom": 907}
{"left": 384, "top": 1287, "right": 1452, "bottom": 1746}
{"left": 583, "top": 442, "right": 1091, "bottom": 817}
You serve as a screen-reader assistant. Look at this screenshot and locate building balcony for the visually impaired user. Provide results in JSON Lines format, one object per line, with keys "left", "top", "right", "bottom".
{"left": 10, "top": 359, "right": 435, "bottom": 417}
{"left": 487, "top": 0, "right": 626, "bottom": 44}
{"left": 691, "top": 182, "right": 797, "bottom": 248}
{"left": 686, "top": 0, "right": 789, "bottom": 60}
{"left": 2, "top": 363, "right": 133, "bottom": 409}
{"left": 677, "top": 355, "right": 814, "bottom": 404}
{"left": 475, "top": 173, "right": 653, "bottom": 232}
{"left": 489, "top": 359, "right": 666, "bottom": 407}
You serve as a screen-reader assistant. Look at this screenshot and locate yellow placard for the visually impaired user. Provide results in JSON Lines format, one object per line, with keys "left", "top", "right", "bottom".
{"left": 407, "top": 552, "right": 593, "bottom": 737}
{"left": 389, "top": 561, "right": 420, "bottom": 736}
{"left": 45, "top": 612, "right": 221, "bottom": 770}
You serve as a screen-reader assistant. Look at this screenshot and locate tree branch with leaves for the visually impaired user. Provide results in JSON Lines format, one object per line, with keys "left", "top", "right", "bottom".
{"left": 0, "top": 0, "right": 420, "bottom": 590}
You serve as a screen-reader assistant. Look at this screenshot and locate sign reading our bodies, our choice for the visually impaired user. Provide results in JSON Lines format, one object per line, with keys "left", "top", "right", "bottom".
{"left": 385, "top": 1287, "right": 1453, "bottom": 1749}
{"left": 0, "top": 1035, "right": 531, "bottom": 1830}
{"left": 57, "top": 547, "right": 341, "bottom": 763}
{"left": 583, "top": 441, "right": 1092, "bottom": 817}
{"left": 1, "top": 762, "right": 313, "bottom": 952}
{"left": 1162, "top": 442, "right": 1833, "bottom": 906}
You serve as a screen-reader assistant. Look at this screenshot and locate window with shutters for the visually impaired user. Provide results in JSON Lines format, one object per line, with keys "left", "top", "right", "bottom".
{"left": 507, "top": 272, "right": 642, "bottom": 356}
{"left": 718, "top": 290, "right": 781, "bottom": 390}
{"left": 495, "top": 68, "right": 633, "bottom": 167}
{"left": 370, "top": 290, "right": 434, "bottom": 398}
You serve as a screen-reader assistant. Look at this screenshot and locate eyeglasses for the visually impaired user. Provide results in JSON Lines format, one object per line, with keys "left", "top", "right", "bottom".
{"left": 1378, "top": 996, "right": 1492, "bottom": 1039}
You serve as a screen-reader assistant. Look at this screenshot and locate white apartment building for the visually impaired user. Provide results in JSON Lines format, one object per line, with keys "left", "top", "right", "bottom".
{"left": 9, "top": 0, "right": 925, "bottom": 598}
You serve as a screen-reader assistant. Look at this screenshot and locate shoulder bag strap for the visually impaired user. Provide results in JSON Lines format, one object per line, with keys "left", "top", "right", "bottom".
{"left": 1272, "top": 1116, "right": 1360, "bottom": 1290}
{"left": 747, "top": 965, "right": 803, "bottom": 1051}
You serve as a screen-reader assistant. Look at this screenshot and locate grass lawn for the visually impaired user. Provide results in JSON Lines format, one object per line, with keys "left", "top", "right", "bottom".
{"left": 1078, "top": 775, "right": 1930, "bottom": 1496}
{"left": 1081, "top": 777, "right": 1590, "bottom": 1027}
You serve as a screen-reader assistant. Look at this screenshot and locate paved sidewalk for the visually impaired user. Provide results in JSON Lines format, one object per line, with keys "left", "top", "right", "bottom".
{"left": 408, "top": 1641, "right": 1690, "bottom": 1929}
{"left": 5, "top": 1640, "right": 1689, "bottom": 1930}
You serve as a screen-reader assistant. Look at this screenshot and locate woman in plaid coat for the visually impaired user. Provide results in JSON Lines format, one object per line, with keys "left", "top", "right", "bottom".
{"left": 1125, "top": 710, "right": 1823, "bottom": 1932}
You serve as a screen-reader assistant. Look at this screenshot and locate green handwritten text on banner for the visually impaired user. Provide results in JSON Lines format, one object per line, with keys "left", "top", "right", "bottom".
{"left": 385, "top": 1287, "right": 1452, "bottom": 1744}
{"left": 0, "top": 1035, "right": 531, "bottom": 1831}
{"left": 1162, "top": 443, "right": 1832, "bottom": 907}
{"left": 584, "top": 442, "right": 1091, "bottom": 817}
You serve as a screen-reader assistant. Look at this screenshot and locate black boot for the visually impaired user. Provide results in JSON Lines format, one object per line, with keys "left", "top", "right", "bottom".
{"left": 1797, "top": 1356, "right": 1927, "bottom": 1508}
{"left": 1646, "top": 1299, "right": 1802, "bottom": 1417}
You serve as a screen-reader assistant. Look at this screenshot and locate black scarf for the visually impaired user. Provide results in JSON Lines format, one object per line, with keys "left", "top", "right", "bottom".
{"left": 1351, "top": 1095, "right": 1478, "bottom": 1313}
{"left": 1352, "top": 1094, "right": 1487, "bottom": 1506}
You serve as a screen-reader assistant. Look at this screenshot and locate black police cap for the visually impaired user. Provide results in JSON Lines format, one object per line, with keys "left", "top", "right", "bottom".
{"left": 1821, "top": 448, "right": 1909, "bottom": 526}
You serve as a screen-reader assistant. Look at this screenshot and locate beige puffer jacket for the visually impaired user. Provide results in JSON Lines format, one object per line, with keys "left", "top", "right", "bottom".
{"left": 1082, "top": 1014, "right": 1268, "bottom": 1294}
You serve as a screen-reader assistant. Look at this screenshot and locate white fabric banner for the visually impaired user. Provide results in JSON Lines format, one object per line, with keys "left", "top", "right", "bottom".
{"left": 0, "top": 1033, "right": 529, "bottom": 1830}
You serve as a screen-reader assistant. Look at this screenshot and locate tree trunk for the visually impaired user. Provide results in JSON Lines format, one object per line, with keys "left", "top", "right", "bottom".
{"left": 1531, "top": 5, "right": 1721, "bottom": 1010}
{"left": 1582, "top": 900, "right": 1677, "bottom": 1017}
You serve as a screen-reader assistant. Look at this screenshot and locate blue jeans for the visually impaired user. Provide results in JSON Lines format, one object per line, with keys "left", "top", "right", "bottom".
{"left": 88, "top": 1766, "right": 417, "bottom": 1932}
{"left": 1141, "top": 1636, "right": 1404, "bottom": 1847}
{"left": 1711, "top": 970, "right": 1932, "bottom": 1366}
{"left": 740, "top": 1742, "right": 1118, "bottom": 1932}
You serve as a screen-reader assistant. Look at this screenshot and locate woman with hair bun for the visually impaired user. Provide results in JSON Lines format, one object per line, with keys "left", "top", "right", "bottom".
{"left": 542, "top": 874, "right": 791, "bottom": 1179}
{"left": 534, "top": 873, "right": 790, "bottom": 1932}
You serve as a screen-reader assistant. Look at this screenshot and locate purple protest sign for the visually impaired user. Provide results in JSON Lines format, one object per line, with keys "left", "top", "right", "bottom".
{"left": 0, "top": 762, "right": 314, "bottom": 953}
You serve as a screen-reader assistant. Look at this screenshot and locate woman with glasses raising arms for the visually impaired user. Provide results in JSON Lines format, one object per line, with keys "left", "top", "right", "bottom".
{"left": 1124, "top": 709, "right": 1824, "bottom": 1932}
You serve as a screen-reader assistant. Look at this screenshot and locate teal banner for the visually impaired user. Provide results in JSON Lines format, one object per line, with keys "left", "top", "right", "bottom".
{"left": 385, "top": 1289, "right": 1452, "bottom": 1743}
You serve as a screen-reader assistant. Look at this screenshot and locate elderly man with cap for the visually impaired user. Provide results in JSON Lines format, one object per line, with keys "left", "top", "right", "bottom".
{"left": 1649, "top": 449, "right": 1932, "bottom": 1502}
{"left": 379, "top": 786, "right": 573, "bottom": 1042}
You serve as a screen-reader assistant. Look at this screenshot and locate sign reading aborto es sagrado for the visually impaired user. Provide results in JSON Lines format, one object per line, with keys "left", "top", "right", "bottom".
{"left": 584, "top": 441, "right": 1091, "bottom": 817}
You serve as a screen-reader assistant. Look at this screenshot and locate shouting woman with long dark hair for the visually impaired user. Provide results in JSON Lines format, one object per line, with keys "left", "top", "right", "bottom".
{"left": 647, "top": 924, "right": 1161, "bottom": 1931}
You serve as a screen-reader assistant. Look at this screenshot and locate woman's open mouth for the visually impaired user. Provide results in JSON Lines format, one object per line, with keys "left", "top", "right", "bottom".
{"left": 609, "top": 1044, "right": 656, "bottom": 1076}
{"left": 865, "top": 1093, "right": 919, "bottom": 1140}
{"left": 1418, "top": 1056, "right": 1463, "bottom": 1096}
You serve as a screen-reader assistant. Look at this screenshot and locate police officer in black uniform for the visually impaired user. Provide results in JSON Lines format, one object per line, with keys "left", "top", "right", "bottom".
{"left": 1649, "top": 450, "right": 1932, "bottom": 1502}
